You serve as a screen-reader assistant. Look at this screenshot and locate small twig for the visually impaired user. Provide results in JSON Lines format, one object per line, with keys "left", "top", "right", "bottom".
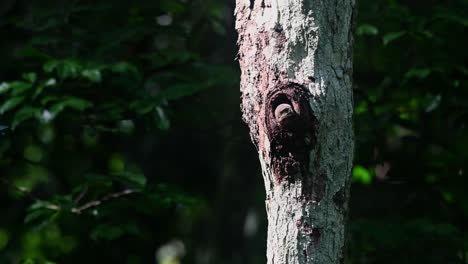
{"left": 1, "top": 177, "right": 61, "bottom": 212}
{"left": 1, "top": 177, "right": 139, "bottom": 215}
{"left": 0, "top": 177, "right": 40, "bottom": 202}
{"left": 73, "top": 185, "right": 89, "bottom": 204}
{"left": 71, "top": 189, "right": 139, "bottom": 214}
{"left": 45, "top": 204, "right": 61, "bottom": 211}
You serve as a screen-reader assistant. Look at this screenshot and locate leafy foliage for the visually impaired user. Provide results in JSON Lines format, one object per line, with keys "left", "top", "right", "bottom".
{"left": 351, "top": 0, "right": 468, "bottom": 262}
{"left": 0, "top": 0, "right": 233, "bottom": 263}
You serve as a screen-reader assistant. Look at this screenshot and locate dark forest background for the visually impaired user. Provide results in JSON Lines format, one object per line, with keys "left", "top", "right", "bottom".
{"left": 0, "top": 0, "right": 467, "bottom": 263}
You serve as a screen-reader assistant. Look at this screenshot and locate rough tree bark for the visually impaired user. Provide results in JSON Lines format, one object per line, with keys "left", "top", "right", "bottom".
{"left": 235, "top": 0, "right": 355, "bottom": 263}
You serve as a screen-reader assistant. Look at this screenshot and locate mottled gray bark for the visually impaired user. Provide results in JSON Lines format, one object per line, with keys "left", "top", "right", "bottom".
{"left": 235, "top": 0, "right": 355, "bottom": 263}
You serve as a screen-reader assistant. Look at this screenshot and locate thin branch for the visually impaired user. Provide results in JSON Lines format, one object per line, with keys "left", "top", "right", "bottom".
{"left": 71, "top": 189, "right": 140, "bottom": 214}
{"left": 73, "top": 185, "right": 89, "bottom": 204}
{"left": 0, "top": 177, "right": 40, "bottom": 202}
{"left": 1, "top": 177, "right": 139, "bottom": 215}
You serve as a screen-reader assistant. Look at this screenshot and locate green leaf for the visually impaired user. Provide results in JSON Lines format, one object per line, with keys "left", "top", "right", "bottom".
{"left": 33, "top": 78, "right": 56, "bottom": 99}
{"left": 20, "top": 258, "right": 57, "bottom": 264}
{"left": 352, "top": 165, "right": 372, "bottom": 185}
{"left": 110, "top": 62, "right": 139, "bottom": 76}
{"left": 108, "top": 155, "right": 146, "bottom": 187}
{"left": 12, "top": 106, "right": 40, "bottom": 129}
{"left": 405, "top": 67, "right": 431, "bottom": 79}
{"left": 155, "top": 106, "right": 170, "bottom": 130}
{"left": 130, "top": 100, "right": 156, "bottom": 115}
{"left": 436, "top": 13, "right": 468, "bottom": 27}
{"left": 44, "top": 59, "right": 82, "bottom": 79}
{"left": 58, "top": 60, "right": 81, "bottom": 79}
{"left": 420, "top": 30, "right": 433, "bottom": 39}
{"left": 357, "top": 24, "right": 379, "bottom": 36}
{"left": 0, "top": 96, "right": 25, "bottom": 114}
{"left": 355, "top": 101, "right": 368, "bottom": 114}
{"left": 9, "top": 81, "right": 33, "bottom": 96}
{"left": 43, "top": 60, "right": 58, "bottom": 73}
{"left": 22, "top": 72, "right": 37, "bottom": 83}
{"left": 0, "top": 82, "right": 10, "bottom": 94}
{"left": 24, "top": 209, "right": 48, "bottom": 224}
{"left": 29, "top": 200, "right": 56, "bottom": 210}
{"left": 0, "top": 229, "right": 8, "bottom": 251}
{"left": 81, "top": 69, "right": 102, "bottom": 82}
{"left": 115, "top": 171, "right": 147, "bottom": 187}
{"left": 425, "top": 94, "right": 442, "bottom": 113}
{"left": 442, "top": 191, "right": 453, "bottom": 203}
{"left": 50, "top": 97, "right": 92, "bottom": 115}
{"left": 40, "top": 95, "right": 59, "bottom": 105}
{"left": 383, "top": 31, "right": 406, "bottom": 45}
{"left": 160, "top": 0, "right": 186, "bottom": 14}
{"left": 23, "top": 144, "right": 43, "bottom": 163}
{"left": 108, "top": 153, "right": 126, "bottom": 174}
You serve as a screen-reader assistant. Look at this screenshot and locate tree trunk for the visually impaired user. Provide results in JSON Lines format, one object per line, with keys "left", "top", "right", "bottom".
{"left": 235, "top": 0, "right": 355, "bottom": 263}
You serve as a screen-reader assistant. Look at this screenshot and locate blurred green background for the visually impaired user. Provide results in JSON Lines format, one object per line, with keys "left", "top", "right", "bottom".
{"left": 0, "top": 0, "right": 467, "bottom": 263}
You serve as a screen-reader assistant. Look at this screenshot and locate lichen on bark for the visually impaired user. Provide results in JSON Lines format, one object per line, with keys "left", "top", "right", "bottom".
{"left": 235, "top": 0, "right": 355, "bottom": 263}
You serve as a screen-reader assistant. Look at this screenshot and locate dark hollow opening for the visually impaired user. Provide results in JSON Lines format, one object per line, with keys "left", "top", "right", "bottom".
{"left": 270, "top": 94, "right": 292, "bottom": 116}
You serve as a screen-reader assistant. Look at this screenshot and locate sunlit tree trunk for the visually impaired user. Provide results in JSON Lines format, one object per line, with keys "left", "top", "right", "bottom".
{"left": 235, "top": 0, "right": 355, "bottom": 263}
